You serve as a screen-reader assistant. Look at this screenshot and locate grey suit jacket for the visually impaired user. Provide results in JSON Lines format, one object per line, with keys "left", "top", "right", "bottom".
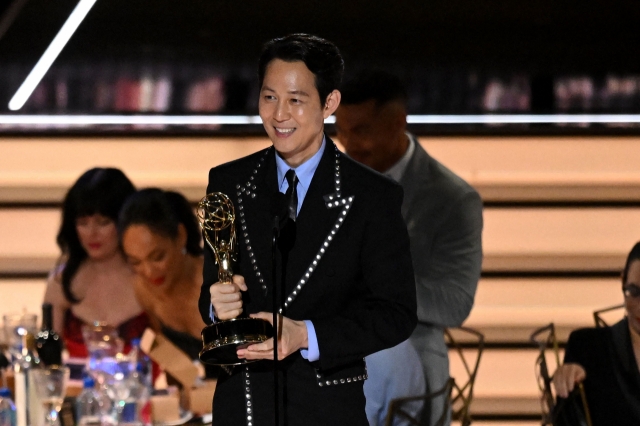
{"left": 401, "top": 135, "right": 483, "bottom": 375}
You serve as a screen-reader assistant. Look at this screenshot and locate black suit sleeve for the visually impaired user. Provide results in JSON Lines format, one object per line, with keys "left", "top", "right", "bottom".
{"left": 312, "top": 184, "right": 417, "bottom": 370}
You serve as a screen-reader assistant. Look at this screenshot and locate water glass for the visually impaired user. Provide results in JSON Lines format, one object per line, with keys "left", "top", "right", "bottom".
{"left": 81, "top": 323, "right": 124, "bottom": 383}
{"left": 31, "top": 366, "right": 69, "bottom": 426}
{"left": 2, "top": 313, "right": 38, "bottom": 356}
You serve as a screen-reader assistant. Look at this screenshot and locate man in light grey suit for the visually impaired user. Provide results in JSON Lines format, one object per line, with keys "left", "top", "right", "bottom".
{"left": 334, "top": 70, "right": 483, "bottom": 426}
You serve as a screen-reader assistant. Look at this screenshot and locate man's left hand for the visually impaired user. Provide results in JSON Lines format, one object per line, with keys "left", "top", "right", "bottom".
{"left": 237, "top": 312, "right": 308, "bottom": 360}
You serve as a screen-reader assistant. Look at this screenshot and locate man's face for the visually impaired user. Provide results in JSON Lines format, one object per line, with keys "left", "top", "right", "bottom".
{"left": 334, "top": 99, "right": 405, "bottom": 173}
{"left": 625, "top": 260, "right": 640, "bottom": 336}
{"left": 259, "top": 59, "right": 338, "bottom": 167}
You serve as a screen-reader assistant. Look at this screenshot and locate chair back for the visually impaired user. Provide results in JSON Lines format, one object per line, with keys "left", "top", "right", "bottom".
{"left": 445, "top": 326, "right": 485, "bottom": 426}
{"left": 385, "top": 326, "right": 485, "bottom": 426}
{"left": 593, "top": 303, "right": 625, "bottom": 328}
{"left": 385, "top": 379, "right": 454, "bottom": 426}
{"left": 531, "top": 323, "right": 560, "bottom": 425}
{"left": 530, "top": 323, "right": 593, "bottom": 426}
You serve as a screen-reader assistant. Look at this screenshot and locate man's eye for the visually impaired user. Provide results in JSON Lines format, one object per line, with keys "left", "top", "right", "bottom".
{"left": 625, "top": 284, "right": 640, "bottom": 298}
{"left": 152, "top": 253, "right": 165, "bottom": 262}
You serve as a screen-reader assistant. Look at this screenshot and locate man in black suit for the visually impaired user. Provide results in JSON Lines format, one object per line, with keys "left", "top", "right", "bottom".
{"left": 198, "top": 34, "right": 417, "bottom": 426}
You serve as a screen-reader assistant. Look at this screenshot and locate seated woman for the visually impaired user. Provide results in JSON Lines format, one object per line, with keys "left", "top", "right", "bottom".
{"left": 118, "top": 188, "right": 216, "bottom": 376}
{"left": 553, "top": 242, "right": 640, "bottom": 425}
{"left": 44, "top": 168, "right": 147, "bottom": 358}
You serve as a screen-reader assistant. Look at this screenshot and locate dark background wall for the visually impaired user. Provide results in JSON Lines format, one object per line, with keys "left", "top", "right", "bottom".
{"left": 1, "top": 0, "right": 639, "bottom": 126}
{"left": 1, "top": 0, "right": 639, "bottom": 72}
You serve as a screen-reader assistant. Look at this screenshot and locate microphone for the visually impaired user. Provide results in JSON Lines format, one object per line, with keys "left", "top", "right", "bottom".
{"left": 270, "top": 192, "right": 289, "bottom": 232}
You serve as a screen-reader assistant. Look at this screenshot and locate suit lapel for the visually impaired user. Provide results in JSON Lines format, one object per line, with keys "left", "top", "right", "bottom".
{"left": 399, "top": 137, "right": 430, "bottom": 221}
{"left": 235, "top": 147, "right": 278, "bottom": 303}
{"left": 280, "top": 140, "right": 355, "bottom": 313}
{"left": 234, "top": 140, "right": 355, "bottom": 314}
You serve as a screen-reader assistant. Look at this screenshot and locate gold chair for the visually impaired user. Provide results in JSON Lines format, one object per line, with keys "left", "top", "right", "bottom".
{"left": 385, "top": 379, "right": 454, "bottom": 426}
{"left": 445, "top": 326, "right": 484, "bottom": 426}
{"left": 530, "top": 323, "right": 592, "bottom": 426}
{"left": 593, "top": 303, "right": 625, "bottom": 328}
{"left": 384, "top": 326, "right": 485, "bottom": 426}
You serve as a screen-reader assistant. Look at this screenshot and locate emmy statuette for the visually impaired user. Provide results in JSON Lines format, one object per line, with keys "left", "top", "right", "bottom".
{"left": 198, "top": 193, "right": 273, "bottom": 365}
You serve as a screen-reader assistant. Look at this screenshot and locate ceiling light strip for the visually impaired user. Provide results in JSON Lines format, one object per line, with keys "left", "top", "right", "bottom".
{"left": 1, "top": 114, "right": 640, "bottom": 126}
{"left": 8, "top": 0, "right": 98, "bottom": 111}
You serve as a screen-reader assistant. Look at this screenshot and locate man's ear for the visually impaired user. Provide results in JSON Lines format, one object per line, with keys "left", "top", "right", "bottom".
{"left": 323, "top": 90, "right": 341, "bottom": 119}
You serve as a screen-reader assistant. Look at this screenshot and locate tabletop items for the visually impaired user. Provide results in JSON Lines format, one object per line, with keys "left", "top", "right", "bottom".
{"left": 1, "top": 309, "right": 154, "bottom": 426}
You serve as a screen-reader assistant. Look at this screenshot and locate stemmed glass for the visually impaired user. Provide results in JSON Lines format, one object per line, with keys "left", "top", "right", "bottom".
{"left": 31, "top": 366, "right": 70, "bottom": 426}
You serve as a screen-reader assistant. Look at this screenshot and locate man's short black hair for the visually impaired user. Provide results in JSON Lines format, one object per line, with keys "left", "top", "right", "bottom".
{"left": 258, "top": 33, "right": 344, "bottom": 106}
{"left": 340, "top": 69, "right": 407, "bottom": 107}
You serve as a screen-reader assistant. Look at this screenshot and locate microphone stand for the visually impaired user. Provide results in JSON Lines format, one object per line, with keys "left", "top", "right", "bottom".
{"left": 271, "top": 216, "right": 280, "bottom": 426}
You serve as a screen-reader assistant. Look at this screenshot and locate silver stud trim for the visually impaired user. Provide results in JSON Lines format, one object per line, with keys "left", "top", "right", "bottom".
{"left": 279, "top": 195, "right": 353, "bottom": 313}
{"left": 314, "top": 360, "right": 368, "bottom": 387}
{"left": 244, "top": 367, "right": 254, "bottom": 426}
{"left": 235, "top": 148, "right": 272, "bottom": 295}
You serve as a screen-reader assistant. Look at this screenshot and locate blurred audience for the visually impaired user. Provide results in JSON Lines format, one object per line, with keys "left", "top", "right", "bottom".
{"left": 118, "top": 188, "right": 216, "bottom": 377}
{"left": 44, "top": 168, "right": 147, "bottom": 358}
{"left": 335, "top": 70, "right": 483, "bottom": 426}
{"left": 553, "top": 242, "right": 640, "bottom": 425}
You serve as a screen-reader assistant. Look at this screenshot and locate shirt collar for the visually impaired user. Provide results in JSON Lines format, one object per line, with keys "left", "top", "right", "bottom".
{"left": 276, "top": 136, "right": 326, "bottom": 191}
{"left": 383, "top": 133, "right": 415, "bottom": 183}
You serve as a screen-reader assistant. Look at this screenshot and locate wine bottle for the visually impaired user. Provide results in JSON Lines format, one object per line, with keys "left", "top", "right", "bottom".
{"left": 35, "top": 304, "right": 63, "bottom": 366}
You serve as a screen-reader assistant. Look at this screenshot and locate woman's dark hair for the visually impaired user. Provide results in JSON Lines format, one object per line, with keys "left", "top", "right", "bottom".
{"left": 258, "top": 33, "right": 344, "bottom": 106}
{"left": 118, "top": 188, "right": 203, "bottom": 257}
{"left": 57, "top": 168, "right": 136, "bottom": 303}
{"left": 622, "top": 241, "right": 640, "bottom": 286}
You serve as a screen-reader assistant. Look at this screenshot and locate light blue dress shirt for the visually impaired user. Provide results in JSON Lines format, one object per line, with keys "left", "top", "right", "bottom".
{"left": 275, "top": 137, "right": 325, "bottom": 362}
{"left": 210, "top": 138, "right": 326, "bottom": 362}
{"left": 364, "top": 339, "right": 426, "bottom": 426}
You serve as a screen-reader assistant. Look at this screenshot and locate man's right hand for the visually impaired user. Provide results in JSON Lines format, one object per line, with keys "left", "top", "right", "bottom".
{"left": 552, "top": 363, "right": 587, "bottom": 398}
{"left": 209, "top": 275, "right": 247, "bottom": 320}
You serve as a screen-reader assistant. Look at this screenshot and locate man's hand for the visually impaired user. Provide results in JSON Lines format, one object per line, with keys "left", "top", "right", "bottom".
{"left": 209, "top": 275, "right": 247, "bottom": 320}
{"left": 552, "top": 363, "right": 587, "bottom": 398}
{"left": 237, "top": 312, "right": 308, "bottom": 361}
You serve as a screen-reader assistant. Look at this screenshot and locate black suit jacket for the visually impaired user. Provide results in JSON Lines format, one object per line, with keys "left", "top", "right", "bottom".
{"left": 561, "top": 318, "right": 640, "bottom": 426}
{"left": 198, "top": 138, "right": 417, "bottom": 426}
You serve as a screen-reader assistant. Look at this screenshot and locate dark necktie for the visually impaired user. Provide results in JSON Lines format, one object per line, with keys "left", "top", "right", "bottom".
{"left": 284, "top": 169, "right": 298, "bottom": 222}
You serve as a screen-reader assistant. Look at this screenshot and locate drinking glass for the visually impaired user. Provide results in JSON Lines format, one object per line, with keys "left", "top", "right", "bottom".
{"left": 2, "top": 313, "right": 38, "bottom": 357}
{"left": 31, "top": 366, "right": 70, "bottom": 426}
{"left": 82, "top": 322, "right": 124, "bottom": 383}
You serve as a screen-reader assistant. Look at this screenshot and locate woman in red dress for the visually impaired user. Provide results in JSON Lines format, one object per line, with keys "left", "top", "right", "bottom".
{"left": 44, "top": 168, "right": 148, "bottom": 358}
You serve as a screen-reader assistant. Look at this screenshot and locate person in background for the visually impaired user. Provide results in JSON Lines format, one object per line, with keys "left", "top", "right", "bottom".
{"left": 335, "top": 70, "right": 483, "bottom": 426}
{"left": 364, "top": 339, "right": 426, "bottom": 426}
{"left": 44, "top": 168, "right": 147, "bottom": 358}
{"left": 552, "top": 242, "right": 640, "bottom": 425}
{"left": 118, "top": 188, "right": 217, "bottom": 377}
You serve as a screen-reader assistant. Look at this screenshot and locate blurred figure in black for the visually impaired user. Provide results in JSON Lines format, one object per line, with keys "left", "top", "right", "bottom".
{"left": 552, "top": 242, "right": 640, "bottom": 425}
